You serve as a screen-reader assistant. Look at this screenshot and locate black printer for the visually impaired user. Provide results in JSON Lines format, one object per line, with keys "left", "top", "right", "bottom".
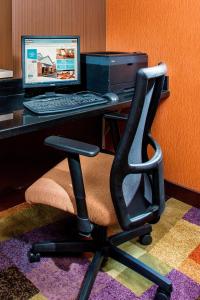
{"left": 81, "top": 52, "right": 148, "bottom": 94}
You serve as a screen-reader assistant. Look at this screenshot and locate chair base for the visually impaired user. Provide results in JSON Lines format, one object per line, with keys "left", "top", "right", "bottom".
{"left": 28, "top": 224, "right": 172, "bottom": 300}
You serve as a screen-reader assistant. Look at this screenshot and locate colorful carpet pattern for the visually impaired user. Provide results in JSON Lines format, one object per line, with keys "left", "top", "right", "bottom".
{"left": 0, "top": 198, "right": 199, "bottom": 299}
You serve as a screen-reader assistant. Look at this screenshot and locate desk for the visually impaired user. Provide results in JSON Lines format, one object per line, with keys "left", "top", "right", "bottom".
{"left": 0, "top": 90, "right": 169, "bottom": 140}
{"left": 0, "top": 89, "right": 169, "bottom": 208}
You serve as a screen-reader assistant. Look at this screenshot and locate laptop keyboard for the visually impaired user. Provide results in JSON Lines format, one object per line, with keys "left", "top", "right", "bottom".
{"left": 23, "top": 92, "right": 108, "bottom": 114}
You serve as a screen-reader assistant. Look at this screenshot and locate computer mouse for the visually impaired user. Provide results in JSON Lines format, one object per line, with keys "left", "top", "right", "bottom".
{"left": 103, "top": 92, "right": 119, "bottom": 102}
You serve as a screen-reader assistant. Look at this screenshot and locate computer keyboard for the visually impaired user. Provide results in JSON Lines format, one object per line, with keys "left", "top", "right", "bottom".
{"left": 23, "top": 92, "right": 109, "bottom": 115}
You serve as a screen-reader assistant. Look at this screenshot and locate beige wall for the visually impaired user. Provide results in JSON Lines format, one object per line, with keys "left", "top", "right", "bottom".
{"left": 12, "top": 0, "right": 106, "bottom": 77}
{"left": 1, "top": 0, "right": 106, "bottom": 77}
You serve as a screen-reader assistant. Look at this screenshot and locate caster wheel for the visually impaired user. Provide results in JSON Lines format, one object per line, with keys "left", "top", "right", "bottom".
{"left": 28, "top": 251, "right": 40, "bottom": 263}
{"left": 154, "top": 289, "right": 171, "bottom": 300}
{"left": 139, "top": 234, "right": 152, "bottom": 245}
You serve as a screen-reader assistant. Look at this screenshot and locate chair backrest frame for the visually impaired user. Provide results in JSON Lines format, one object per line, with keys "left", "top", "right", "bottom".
{"left": 110, "top": 63, "right": 167, "bottom": 230}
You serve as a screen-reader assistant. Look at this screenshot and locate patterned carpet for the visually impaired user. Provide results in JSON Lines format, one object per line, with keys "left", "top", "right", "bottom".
{"left": 0, "top": 198, "right": 199, "bottom": 300}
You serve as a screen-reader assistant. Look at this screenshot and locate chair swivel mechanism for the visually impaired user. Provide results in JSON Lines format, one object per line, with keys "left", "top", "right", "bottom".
{"left": 25, "top": 63, "right": 172, "bottom": 300}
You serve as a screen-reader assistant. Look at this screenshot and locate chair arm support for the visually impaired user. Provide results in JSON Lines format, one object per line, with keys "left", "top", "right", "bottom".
{"left": 44, "top": 136, "right": 100, "bottom": 157}
{"left": 128, "top": 136, "right": 162, "bottom": 173}
{"left": 68, "top": 154, "right": 93, "bottom": 236}
{"left": 104, "top": 112, "right": 128, "bottom": 121}
{"left": 44, "top": 135, "right": 99, "bottom": 236}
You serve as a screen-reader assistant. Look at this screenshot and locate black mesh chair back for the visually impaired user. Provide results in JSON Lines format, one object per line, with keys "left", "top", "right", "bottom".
{"left": 110, "top": 63, "right": 167, "bottom": 230}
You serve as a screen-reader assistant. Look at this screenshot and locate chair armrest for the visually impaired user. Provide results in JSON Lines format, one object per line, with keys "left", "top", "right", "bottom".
{"left": 103, "top": 112, "right": 128, "bottom": 152}
{"left": 104, "top": 112, "right": 128, "bottom": 121}
{"left": 45, "top": 135, "right": 99, "bottom": 236}
{"left": 44, "top": 136, "right": 100, "bottom": 157}
{"left": 128, "top": 135, "right": 162, "bottom": 173}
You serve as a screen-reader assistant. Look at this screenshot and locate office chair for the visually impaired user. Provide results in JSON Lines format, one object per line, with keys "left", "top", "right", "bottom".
{"left": 25, "top": 63, "right": 172, "bottom": 300}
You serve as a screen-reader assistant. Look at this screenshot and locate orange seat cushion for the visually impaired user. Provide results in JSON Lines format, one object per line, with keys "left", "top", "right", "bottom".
{"left": 25, "top": 153, "right": 118, "bottom": 226}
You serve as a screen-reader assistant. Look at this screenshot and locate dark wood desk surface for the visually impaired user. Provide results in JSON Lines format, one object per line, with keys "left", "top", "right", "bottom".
{"left": 0, "top": 90, "right": 169, "bottom": 140}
